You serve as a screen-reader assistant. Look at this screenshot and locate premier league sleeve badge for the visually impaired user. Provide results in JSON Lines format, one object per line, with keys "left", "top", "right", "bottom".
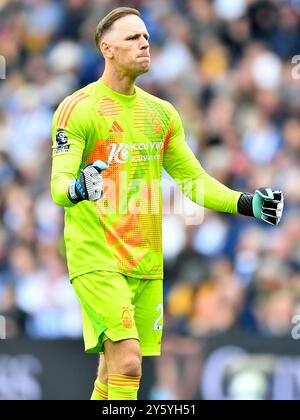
{"left": 53, "top": 130, "right": 70, "bottom": 154}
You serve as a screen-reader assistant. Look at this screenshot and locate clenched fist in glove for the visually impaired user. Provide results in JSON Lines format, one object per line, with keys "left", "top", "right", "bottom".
{"left": 68, "top": 160, "right": 108, "bottom": 204}
{"left": 238, "top": 188, "right": 284, "bottom": 225}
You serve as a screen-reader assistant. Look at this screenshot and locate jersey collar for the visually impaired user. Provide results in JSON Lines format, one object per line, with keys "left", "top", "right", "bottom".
{"left": 97, "top": 79, "right": 137, "bottom": 106}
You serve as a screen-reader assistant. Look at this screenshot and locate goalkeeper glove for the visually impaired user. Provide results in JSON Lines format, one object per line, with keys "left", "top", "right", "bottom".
{"left": 238, "top": 188, "right": 284, "bottom": 225}
{"left": 68, "top": 160, "right": 108, "bottom": 204}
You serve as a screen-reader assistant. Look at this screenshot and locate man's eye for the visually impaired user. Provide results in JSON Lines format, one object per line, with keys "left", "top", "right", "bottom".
{"left": 128, "top": 36, "right": 137, "bottom": 40}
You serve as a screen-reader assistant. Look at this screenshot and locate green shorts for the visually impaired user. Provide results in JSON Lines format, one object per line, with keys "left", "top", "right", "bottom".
{"left": 72, "top": 271, "right": 163, "bottom": 356}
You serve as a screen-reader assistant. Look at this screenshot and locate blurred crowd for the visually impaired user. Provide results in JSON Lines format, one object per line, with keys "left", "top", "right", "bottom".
{"left": 1, "top": 0, "right": 300, "bottom": 341}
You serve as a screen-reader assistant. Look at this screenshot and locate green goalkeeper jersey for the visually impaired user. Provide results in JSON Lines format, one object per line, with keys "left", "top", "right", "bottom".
{"left": 51, "top": 79, "right": 241, "bottom": 280}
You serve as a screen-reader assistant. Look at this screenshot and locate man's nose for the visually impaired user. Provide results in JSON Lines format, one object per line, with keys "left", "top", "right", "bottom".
{"left": 140, "top": 38, "right": 149, "bottom": 49}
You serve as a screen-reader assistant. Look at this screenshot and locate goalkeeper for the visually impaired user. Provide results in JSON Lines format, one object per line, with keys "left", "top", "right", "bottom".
{"left": 51, "top": 7, "right": 284, "bottom": 400}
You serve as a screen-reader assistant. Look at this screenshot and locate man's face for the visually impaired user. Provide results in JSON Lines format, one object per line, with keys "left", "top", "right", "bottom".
{"left": 101, "top": 15, "right": 151, "bottom": 77}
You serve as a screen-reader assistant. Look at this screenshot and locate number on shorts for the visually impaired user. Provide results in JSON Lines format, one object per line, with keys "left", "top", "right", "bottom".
{"left": 153, "top": 303, "right": 163, "bottom": 331}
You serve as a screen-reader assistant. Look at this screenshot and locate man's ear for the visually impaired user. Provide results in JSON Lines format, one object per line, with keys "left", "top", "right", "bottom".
{"left": 101, "top": 41, "right": 113, "bottom": 59}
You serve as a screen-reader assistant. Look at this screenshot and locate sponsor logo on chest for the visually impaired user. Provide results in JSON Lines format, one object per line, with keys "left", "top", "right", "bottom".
{"left": 107, "top": 141, "right": 163, "bottom": 164}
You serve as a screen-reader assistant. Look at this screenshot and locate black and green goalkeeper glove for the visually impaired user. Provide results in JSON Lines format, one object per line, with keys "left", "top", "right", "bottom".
{"left": 238, "top": 188, "right": 284, "bottom": 225}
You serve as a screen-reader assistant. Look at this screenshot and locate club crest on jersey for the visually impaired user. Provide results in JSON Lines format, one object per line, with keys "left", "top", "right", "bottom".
{"left": 56, "top": 129, "right": 68, "bottom": 146}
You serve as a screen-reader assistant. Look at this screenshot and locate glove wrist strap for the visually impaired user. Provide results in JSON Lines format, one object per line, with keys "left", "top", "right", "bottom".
{"left": 68, "top": 179, "right": 81, "bottom": 204}
{"left": 238, "top": 193, "right": 254, "bottom": 217}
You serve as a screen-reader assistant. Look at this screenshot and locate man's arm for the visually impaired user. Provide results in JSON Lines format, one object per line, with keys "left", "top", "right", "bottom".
{"left": 163, "top": 104, "right": 241, "bottom": 214}
{"left": 51, "top": 94, "right": 107, "bottom": 207}
{"left": 163, "top": 104, "right": 283, "bottom": 224}
{"left": 51, "top": 95, "right": 87, "bottom": 207}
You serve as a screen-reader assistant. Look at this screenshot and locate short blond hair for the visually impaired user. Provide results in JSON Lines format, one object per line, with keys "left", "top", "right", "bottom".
{"left": 95, "top": 7, "right": 141, "bottom": 51}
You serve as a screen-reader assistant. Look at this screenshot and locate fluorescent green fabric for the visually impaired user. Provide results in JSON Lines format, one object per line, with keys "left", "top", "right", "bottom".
{"left": 72, "top": 271, "right": 163, "bottom": 355}
{"left": 108, "top": 374, "right": 140, "bottom": 400}
{"left": 90, "top": 379, "right": 108, "bottom": 400}
{"left": 51, "top": 79, "right": 241, "bottom": 280}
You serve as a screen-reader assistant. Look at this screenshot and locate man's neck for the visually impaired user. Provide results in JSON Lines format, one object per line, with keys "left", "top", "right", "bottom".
{"left": 101, "top": 68, "right": 136, "bottom": 96}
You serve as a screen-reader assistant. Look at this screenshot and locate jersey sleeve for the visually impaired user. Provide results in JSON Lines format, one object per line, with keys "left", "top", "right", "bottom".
{"left": 51, "top": 94, "right": 89, "bottom": 207}
{"left": 163, "top": 104, "right": 242, "bottom": 214}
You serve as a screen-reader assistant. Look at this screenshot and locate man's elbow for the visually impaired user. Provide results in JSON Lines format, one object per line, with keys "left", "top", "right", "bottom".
{"left": 51, "top": 189, "right": 65, "bottom": 207}
{"left": 51, "top": 182, "right": 74, "bottom": 208}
